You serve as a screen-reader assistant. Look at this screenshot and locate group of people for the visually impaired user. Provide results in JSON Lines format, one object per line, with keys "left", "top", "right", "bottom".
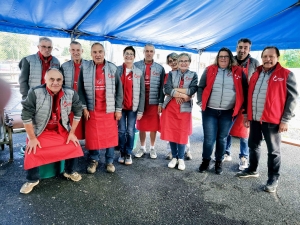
{"left": 18, "top": 36, "right": 298, "bottom": 195}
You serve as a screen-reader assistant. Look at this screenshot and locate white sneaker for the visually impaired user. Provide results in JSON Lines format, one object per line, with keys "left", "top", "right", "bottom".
{"left": 223, "top": 154, "right": 232, "bottom": 162}
{"left": 165, "top": 152, "right": 172, "bottom": 160}
{"left": 150, "top": 148, "right": 157, "bottom": 159}
{"left": 185, "top": 151, "right": 192, "bottom": 160}
{"left": 20, "top": 180, "right": 39, "bottom": 194}
{"left": 178, "top": 159, "right": 186, "bottom": 170}
{"left": 168, "top": 158, "right": 178, "bottom": 168}
{"left": 135, "top": 148, "right": 146, "bottom": 158}
{"left": 118, "top": 156, "right": 125, "bottom": 164}
{"left": 239, "top": 157, "right": 249, "bottom": 171}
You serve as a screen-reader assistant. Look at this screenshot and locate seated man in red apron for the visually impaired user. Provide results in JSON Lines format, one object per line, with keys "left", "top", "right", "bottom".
{"left": 20, "top": 68, "right": 84, "bottom": 194}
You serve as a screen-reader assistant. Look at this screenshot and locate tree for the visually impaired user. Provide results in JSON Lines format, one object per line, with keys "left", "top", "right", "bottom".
{"left": 0, "top": 32, "right": 31, "bottom": 61}
{"left": 279, "top": 50, "right": 300, "bottom": 68}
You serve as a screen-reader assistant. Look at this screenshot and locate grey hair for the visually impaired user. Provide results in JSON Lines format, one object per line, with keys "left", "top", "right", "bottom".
{"left": 144, "top": 43, "right": 155, "bottom": 52}
{"left": 91, "top": 42, "right": 104, "bottom": 50}
{"left": 178, "top": 53, "right": 191, "bottom": 62}
{"left": 39, "top": 37, "right": 52, "bottom": 44}
{"left": 44, "top": 68, "right": 64, "bottom": 80}
{"left": 70, "top": 40, "right": 82, "bottom": 47}
{"left": 166, "top": 52, "right": 179, "bottom": 64}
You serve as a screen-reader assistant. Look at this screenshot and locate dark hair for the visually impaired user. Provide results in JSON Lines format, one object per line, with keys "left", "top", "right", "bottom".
{"left": 214, "top": 47, "right": 237, "bottom": 69}
{"left": 91, "top": 42, "right": 104, "bottom": 49}
{"left": 166, "top": 52, "right": 178, "bottom": 64}
{"left": 261, "top": 46, "right": 280, "bottom": 57}
{"left": 237, "top": 38, "right": 252, "bottom": 45}
{"left": 123, "top": 46, "right": 136, "bottom": 57}
{"left": 70, "top": 40, "right": 81, "bottom": 46}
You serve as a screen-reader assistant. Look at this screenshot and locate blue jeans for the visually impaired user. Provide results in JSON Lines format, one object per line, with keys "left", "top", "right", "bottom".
{"left": 88, "top": 148, "right": 114, "bottom": 164}
{"left": 169, "top": 142, "right": 185, "bottom": 159}
{"left": 202, "top": 108, "right": 234, "bottom": 161}
{"left": 226, "top": 135, "right": 249, "bottom": 158}
{"left": 26, "top": 158, "right": 77, "bottom": 182}
{"left": 118, "top": 110, "right": 137, "bottom": 156}
{"left": 248, "top": 121, "right": 281, "bottom": 180}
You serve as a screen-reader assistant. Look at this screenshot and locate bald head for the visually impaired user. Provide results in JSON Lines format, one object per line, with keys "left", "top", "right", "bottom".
{"left": 45, "top": 68, "right": 64, "bottom": 94}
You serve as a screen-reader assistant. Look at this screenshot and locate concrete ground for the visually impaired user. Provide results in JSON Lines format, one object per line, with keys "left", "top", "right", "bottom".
{"left": 1, "top": 87, "right": 300, "bottom": 225}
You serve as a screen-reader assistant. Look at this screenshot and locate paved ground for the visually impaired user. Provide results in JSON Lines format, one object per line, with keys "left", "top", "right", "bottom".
{"left": 0, "top": 87, "right": 300, "bottom": 225}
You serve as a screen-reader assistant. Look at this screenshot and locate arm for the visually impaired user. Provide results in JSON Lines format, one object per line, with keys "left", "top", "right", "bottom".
{"left": 115, "top": 70, "right": 123, "bottom": 120}
{"left": 196, "top": 68, "right": 208, "bottom": 106}
{"left": 281, "top": 71, "right": 298, "bottom": 125}
{"left": 18, "top": 57, "right": 30, "bottom": 100}
{"left": 158, "top": 66, "right": 166, "bottom": 106}
{"left": 137, "top": 74, "right": 145, "bottom": 120}
{"left": 77, "top": 69, "right": 89, "bottom": 120}
{"left": 241, "top": 70, "right": 248, "bottom": 112}
{"left": 60, "top": 66, "right": 66, "bottom": 86}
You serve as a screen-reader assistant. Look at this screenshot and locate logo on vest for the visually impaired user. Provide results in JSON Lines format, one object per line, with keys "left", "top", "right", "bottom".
{"left": 234, "top": 74, "right": 241, "bottom": 79}
{"left": 185, "top": 76, "right": 193, "bottom": 81}
{"left": 273, "top": 76, "right": 284, "bottom": 82}
{"left": 63, "top": 101, "right": 72, "bottom": 107}
{"left": 134, "top": 74, "right": 141, "bottom": 79}
{"left": 108, "top": 74, "right": 115, "bottom": 78}
{"left": 50, "top": 63, "right": 59, "bottom": 68}
{"left": 152, "top": 71, "right": 159, "bottom": 76}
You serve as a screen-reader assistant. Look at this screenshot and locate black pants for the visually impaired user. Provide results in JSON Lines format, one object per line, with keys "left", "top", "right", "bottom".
{"left": 26, "top": 158, "right": 77, "bottom": 182}
{"left": 248, "top": 121, "right": 281, "bottom": 180}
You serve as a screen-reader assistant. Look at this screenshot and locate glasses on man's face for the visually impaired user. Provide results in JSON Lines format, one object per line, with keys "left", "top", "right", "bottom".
{"left": 168, "top": 59, "right": 177, "bottom": 64}
{"left": 178, "top": 60, "right": 189, "bottom": 63}
{"left": 40, "top": 45, "right": 53, "bottom": 50}
{"left": 124, "top": 52, "right": 134, "bottom": 56}
{"left": 218, "top": 55, "right": 229, "bottom": 59}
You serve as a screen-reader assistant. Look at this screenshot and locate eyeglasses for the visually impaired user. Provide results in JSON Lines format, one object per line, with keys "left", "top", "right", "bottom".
{"left": 178, "top": 60, "right": 190, "bottom": 63}
{"left": 168, "top": 59, "right": 177, "bottom": 64}
{"left": 40, "top": 45, "right": 53, "bottom": 50}
{"left": 124, "top": 52, "right": 134, "bottom": 56}
{"left": 218, "top": 56, "right": 229, "bottom": 59}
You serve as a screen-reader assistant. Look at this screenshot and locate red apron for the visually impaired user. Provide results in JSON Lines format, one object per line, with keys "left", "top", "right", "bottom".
{"left": 24, "top": 130, "right": 83, "bottom": 170}
{"left": 160, "top": 79, "right": 192, "bottom": 144}
{"left": 85, "top": 64, "right": 118, "bottom": 150}
{"left": 229, "top": 59, "right": 250, "bottom": 138}
{"left": 136, "top": 63, "right": 160, "bottom": 132}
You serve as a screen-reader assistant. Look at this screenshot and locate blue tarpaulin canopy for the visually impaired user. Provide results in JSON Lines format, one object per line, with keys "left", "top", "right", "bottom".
{"left": 0, "top": 0, "right": 299, "bottom": 53}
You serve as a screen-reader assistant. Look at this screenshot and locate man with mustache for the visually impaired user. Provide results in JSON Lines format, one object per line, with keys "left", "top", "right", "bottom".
{"left": 237, "top": 46, "right": 298, "bottom": 193}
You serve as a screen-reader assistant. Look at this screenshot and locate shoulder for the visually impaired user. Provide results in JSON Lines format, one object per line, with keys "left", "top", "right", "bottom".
{"left": 106, "top": 61, "right": 117, "bottom": 70}
{"left": 61, "top": 60, "right": 72, "bottom": 67}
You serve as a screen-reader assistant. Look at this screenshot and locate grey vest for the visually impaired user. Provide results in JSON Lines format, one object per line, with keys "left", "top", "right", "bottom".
{"left": 22, "top": 86, "right": 78, "bottom": 137}
{"left": 61, "top": 59, "right": 88, "bottom": 88}
{"left": 207, "top": 68, "right": 236, "bottom": 110}
{"left": 252, "top": 70, "right": 271, "bottom": 121}
{"left": 162, "top": 70, "right": 197, "bottom": 113}
{"left": 81, "top": 60, "right": 120, "bottom": 113}
{"left": 134, "top": 60, "right": 164, "bottom": 105}
{"left": 235, "top": 54, "right": 260, "bottom": 81}
{"left": 116, "top": 65, "right": 144, "bottom": 113}
{"left": 26, "top": 53, "right": 60, "bottom": 88}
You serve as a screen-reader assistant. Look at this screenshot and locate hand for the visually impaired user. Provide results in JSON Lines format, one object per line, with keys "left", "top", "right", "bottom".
{"left": 115, "top": 112, "right": 122, "bottom": 120}
{"left": 137, "top": 114, "right": 143, "bottom": 120}
{"left": 175, "top": 97, "right": 184, "bottom": 105}
{"left": 66, "top": 133, "right": 80, "bottom": 146}
{"left": 158, "top": 106, "right": 162, "bottom": 114}
{"left": 83, "top": 109, "right": 90, "bottom": 121}
{"left": 278, "top": 122, "right": 288, "bottom": 133}
{"left": 25, "top": 138, "right": 41, "bottom": 155}
{"left": 243, "top": 117, "right": 250, "bottom": 128}
{"left": 182, "top": 94, "right": 190, "bottom": 102}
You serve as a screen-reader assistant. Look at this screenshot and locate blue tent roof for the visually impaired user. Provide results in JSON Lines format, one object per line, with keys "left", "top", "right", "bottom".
{"left": 0, "top": 0, "right": 299, "bottom": 53}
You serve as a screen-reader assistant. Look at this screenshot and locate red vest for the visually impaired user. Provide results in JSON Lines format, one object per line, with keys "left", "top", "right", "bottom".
{"left": 247, "top": 63, "right": 290, "bottom": 124}
{"left": 201, "top": 65, "right": 244, "bottom": 117}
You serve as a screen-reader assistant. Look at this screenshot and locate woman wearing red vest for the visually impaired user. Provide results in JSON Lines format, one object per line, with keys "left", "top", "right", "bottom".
{"left": 197, "top": 47, "right": 247, "bottom": 175}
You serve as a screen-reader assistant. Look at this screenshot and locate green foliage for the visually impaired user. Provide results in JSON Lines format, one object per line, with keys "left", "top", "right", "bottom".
{"left": 279, "top": 50, "right": 300, "bottom": 68}
{"left": 0, "top": 32, "right": 31, "bottom": 61}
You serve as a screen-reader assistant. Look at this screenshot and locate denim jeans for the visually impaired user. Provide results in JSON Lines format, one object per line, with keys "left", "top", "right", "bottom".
{"left": 226, "top": 135, "right": 249, "bottom": 158}
{"left": 169, "top": 142, "right": 185, "bottom": 159}
{"left": 202, "top": 107, "right": 234, "bottom": 161}
{"left": 88, "top": 148, "right": 114, "bottom": 164}
{"left": 118, "top": 110, "right": 137, "bottom": 156}
{"left": 248, "top": 121, "right": 281, "bottom": 180}
{"left": 26, "top": 158, "right": 77, "bottom": 182}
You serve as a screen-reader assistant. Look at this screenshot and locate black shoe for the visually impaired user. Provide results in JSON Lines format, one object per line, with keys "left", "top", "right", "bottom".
{"left": 236, "top": 168, "right": 259, "bottom": 178}
{"left": 215, "top": 161, "right": 223, "bottom": 175}
{"left": 199, "top": 158, "right": 210, "bottom": 173}
{"left": 264, "top": 179, "right": 278, "bottom": 193}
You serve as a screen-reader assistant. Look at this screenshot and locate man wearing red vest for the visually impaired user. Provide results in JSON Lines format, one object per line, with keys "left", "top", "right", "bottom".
{"left": 223, "top": 38, "right": 260, "bottom": 171}
{"left": 237, "top": 46, "right": 298, "bottom": 193}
